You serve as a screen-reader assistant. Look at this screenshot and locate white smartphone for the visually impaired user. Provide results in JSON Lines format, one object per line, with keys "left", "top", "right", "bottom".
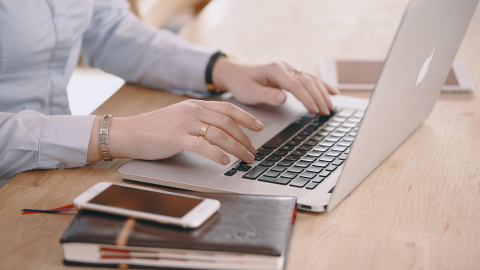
{"left": 319, "top": 59, "right": 475, "bottom": 92}
{"left": 73, "top": 182, "right": 220, "bottom": 229}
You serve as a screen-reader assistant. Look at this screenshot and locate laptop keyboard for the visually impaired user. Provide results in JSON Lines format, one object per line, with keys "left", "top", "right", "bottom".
{"left": 224, "top": 108, "right": 364, "bottom": 189}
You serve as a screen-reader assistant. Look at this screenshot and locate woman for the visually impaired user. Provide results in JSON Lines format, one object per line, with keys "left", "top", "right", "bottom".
{"left": 0, "top": 0, "right": 338, "bottom": 182}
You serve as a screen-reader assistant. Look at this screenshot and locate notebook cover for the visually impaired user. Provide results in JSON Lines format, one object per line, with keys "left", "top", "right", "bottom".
{"left": 60, "top": 193, "right": 297, "bottom": 257}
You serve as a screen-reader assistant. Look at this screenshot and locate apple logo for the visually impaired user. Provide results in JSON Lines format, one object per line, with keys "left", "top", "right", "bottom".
{"left": 416, "top": 46, "right": 436, "bottom": 86}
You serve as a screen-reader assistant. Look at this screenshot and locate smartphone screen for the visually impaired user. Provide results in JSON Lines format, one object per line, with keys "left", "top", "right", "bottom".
{"left": 88, "top": 185, "right": 203, "bottom": 218}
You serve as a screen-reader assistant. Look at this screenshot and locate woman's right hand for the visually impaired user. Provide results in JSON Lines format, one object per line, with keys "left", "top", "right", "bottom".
{"left": 87, "top": 100, "right": 264, "bottom": 165}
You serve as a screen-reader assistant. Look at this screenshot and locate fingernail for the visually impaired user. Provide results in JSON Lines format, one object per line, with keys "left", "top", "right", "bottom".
{"left": 275, "top": 93, "right": 286, "bottom": 103}
{"left": 323, "top": 108, "right": 330, "bottom": 116}
{"left": 245, "top": 151, "right": 255, "bottom": 163}
{"left": 221, "top": 155, "right": 230, "bottom": 165}
{"left": 255, "top": 119, "right": 264, "bottom": 130}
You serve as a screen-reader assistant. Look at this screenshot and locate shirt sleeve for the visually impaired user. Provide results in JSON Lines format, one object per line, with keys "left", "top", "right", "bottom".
{"left": 81, "top": 0, "right": 216, "bottom": 98}
{"left": 0, "top": 111, "right": 95, "bottom": 180}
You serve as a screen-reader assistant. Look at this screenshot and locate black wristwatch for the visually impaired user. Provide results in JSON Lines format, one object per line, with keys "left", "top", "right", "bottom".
{"left": 205, "top": 51, "right": 229, "bottom": 95}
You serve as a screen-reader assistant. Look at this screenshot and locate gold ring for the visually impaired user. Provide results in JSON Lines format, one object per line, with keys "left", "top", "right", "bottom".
{"left": 292, "top": 68, "right": 303, "bottom": 78}
{"left": 198, "top": 123, "right": 210, "bottom": 138}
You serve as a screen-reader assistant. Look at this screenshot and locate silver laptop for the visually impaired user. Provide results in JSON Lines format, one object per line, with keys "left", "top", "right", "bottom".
{"left": 119, "top": 0, "right": 478, "bottom": 212}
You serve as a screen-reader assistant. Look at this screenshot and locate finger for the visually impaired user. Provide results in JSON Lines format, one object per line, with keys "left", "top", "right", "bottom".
{"left": 241, "top": 84, "right": 288, "bottom": 106}
{"left": 180, "top": 134, "right": 231, "bottom": 165}
{"left": 283, "top": 78, "right": 320, "bottom": 114}
{"left": 264, "top": 64, "right": 319, "bottom": 113}
{"left": 201, "top": 125, "right": 255, "bottom": 163}
{"left": 313, "top": 77, "right": 336, "bottom": 112}
{"left": 304, "top": 74, "right": 335, "bottom": 113}
{"left": 196, "top": 100, "right": 264, "bottom": 131}
{"left": 322, "top": 79, "right": 340, "bottom": 95}
{"left": 194, "top": 109, "right": 257, "bottom": 154}
{"left": 297, "top": 74, "right": 330, "bottom": 115}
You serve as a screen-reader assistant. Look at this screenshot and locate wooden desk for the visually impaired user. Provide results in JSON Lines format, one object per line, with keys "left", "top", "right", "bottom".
{"left": 1, "top": 0, "right": 479, "bottom": 269}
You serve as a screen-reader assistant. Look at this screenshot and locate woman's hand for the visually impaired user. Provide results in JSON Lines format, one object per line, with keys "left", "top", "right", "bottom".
{"left": 87, "top": 100, "right": 263, "bottom": 165}
{"left": 212, "top": 58, "right": 339, "bottom": 115}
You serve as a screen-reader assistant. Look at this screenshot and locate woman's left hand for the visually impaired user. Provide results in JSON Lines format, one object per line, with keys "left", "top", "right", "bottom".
{"left": 211, "top": 58, "right": 340, "bottom": 115}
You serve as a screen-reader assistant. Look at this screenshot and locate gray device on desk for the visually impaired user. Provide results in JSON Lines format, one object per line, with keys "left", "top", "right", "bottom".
{"left": 119, "top": 0, "right": 479, "bottom": 212}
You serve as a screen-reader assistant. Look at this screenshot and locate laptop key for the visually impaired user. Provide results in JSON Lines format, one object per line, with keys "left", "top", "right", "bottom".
{"left": 308, "top": 150, "right": 322, "bottom": 157}
{"left": 282, "top": 172, "right": 299, "bottom": 179}
{"left": 286, "top": 140, "right": 301, "bottom": 146}
{"left": 354, "top": 111, "right": 365, "bottom": 118}
{"left": 319, "top": 155, "right": 335, "bottom": 162}
{"left": 258, "top": 176, "right": 292, "bottom": 185}
{"left": 289, "top": 177, "right": 311, "bottom": 188}
{"left": 254, "top": 154, "right": 265, "bottom": 161}
{"left": 305, "top": 182, "right": 319, "bottom": 190}
{"left": 325, "top": 136, "right": 340, "bottom": 142}
{"left": 280, "top": 145, "right": 296, "bottom": 151}
{"left": 224, "top": 169, "right": 237, "bottom": 176}
{"left": 270, "top": 165, "right": 287, "bottom": 172}
{"left": 293, "top": 135, "right": 308, "bottom": 141}
{"left": 332, "top": 158, "right": 344, "bottom": 166}
{"left": 312, "top": 177, "right": 325, "bottom": 183}
{"left": 319, "top": 141, "right": 335, "bottom": 147}
{"left": 344, "top": 136, "right": 355, "bottom": 142}
{"left": 264, "top": 170, "right": 281, "bottom": 178}
{"left": 233, "top": 163, "right": 251, "bottom": 171}
{"left": 297, "top": 145, "right": 313, "bottom": 151}
{"left": 306, "top": 166, "right": 323, "bottom": 173}
{"left": 325, "top": 150, "right": 341, "bottom": 157}
{"left": 295, "top": 161, "right": 311, "bottom": 168}
{"left": 313, "top": 146, "right": 329, "bottom": 152}
{"left": 266, "top": 155, "right": 282, "bottom": 162}
{"left": 310, "top": 135, "right": 324, "bottom": 141}
{"left": 291, "top": 149, "right": 307, "bottom": 156}
{"left": 284, "top": 155, "right": 300, "bottom": 161}
{"left": 332, "top": 146, "right": 347, "bottom": 152}
{"left": 337, "top": 140, "right": 352, "bottom": 147}
{"left": 318, "top": 170, "right": 331, "bottom": 177}
{"left": 300, "top": 171, "right": 317, "bottom": 179}
{"left": 278, "top": 160, "right": 294, "bottom": 167}
{"left": 277, "top": 177, "right": 293, "bottom": 185}
{"left": 336, "top": 127, "right": 352, "bottom": 133}
{"left": 300, "top": 156, "right": 316, "bottom": 162}
{"left": 262, "top": 122, "right": 303, "bottom": 149}
{"left": 273, "top": 149, "right": 289, "bottom": 156}
{"left": 325, "top": 164, "right": 337, "bottom": 171}
{"left": 259, "top": 160, "right": 275, "bottom": 167}
{"left": 303, "top": 140, "right": 318, "bottom": 146}
{"left": 287, "top": 166, "right": 304, "bottom": 173}
{"left": 312, "top": 161, "right": 329, "bottom": 167}
{"left": 242, "top": 166, "right": 268, "bottom": 179}
{"left": 257, "top": 147, "right": 273, "bottom": 155}
{"left": 337, "top": 109, "right": 355, "bottom": 118}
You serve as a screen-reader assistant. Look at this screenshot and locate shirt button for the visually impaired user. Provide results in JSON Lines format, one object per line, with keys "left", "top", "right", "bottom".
{"left": 56, "top": 163, "right": 66, "bottom": 169}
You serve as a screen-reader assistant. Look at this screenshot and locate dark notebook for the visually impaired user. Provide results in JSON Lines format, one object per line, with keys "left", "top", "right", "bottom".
{"left": 60, "top": 192, "right": 297, "bottom": 270}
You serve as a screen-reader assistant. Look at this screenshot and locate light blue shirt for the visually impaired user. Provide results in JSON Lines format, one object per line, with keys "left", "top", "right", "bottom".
{"left": 0, "top": 0, "right": 216, "bottom": 180}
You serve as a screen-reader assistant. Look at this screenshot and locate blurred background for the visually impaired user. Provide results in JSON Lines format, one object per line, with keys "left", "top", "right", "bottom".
{"left": 68, "top": 0, "right": 211, "bottom": 115}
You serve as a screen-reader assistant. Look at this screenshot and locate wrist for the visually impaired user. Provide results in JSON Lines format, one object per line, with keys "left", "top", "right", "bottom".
{"left": 210, "top": 56, "right": 237, "bottom": 92}
{"left": 87, "top": 116, "right": 102, "bottom": 163}
{"left": 87, "top": 115, "right": 126, "bottom": 163}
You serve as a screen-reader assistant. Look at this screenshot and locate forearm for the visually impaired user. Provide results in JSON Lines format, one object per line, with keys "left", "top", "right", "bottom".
{"left": 82, "top": 0, "right": 215, "bottom": 95}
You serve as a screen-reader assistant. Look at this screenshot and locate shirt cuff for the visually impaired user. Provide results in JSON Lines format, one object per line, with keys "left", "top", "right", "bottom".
{"left": 37, "top": 115, "right": 96, "bottom": 169}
